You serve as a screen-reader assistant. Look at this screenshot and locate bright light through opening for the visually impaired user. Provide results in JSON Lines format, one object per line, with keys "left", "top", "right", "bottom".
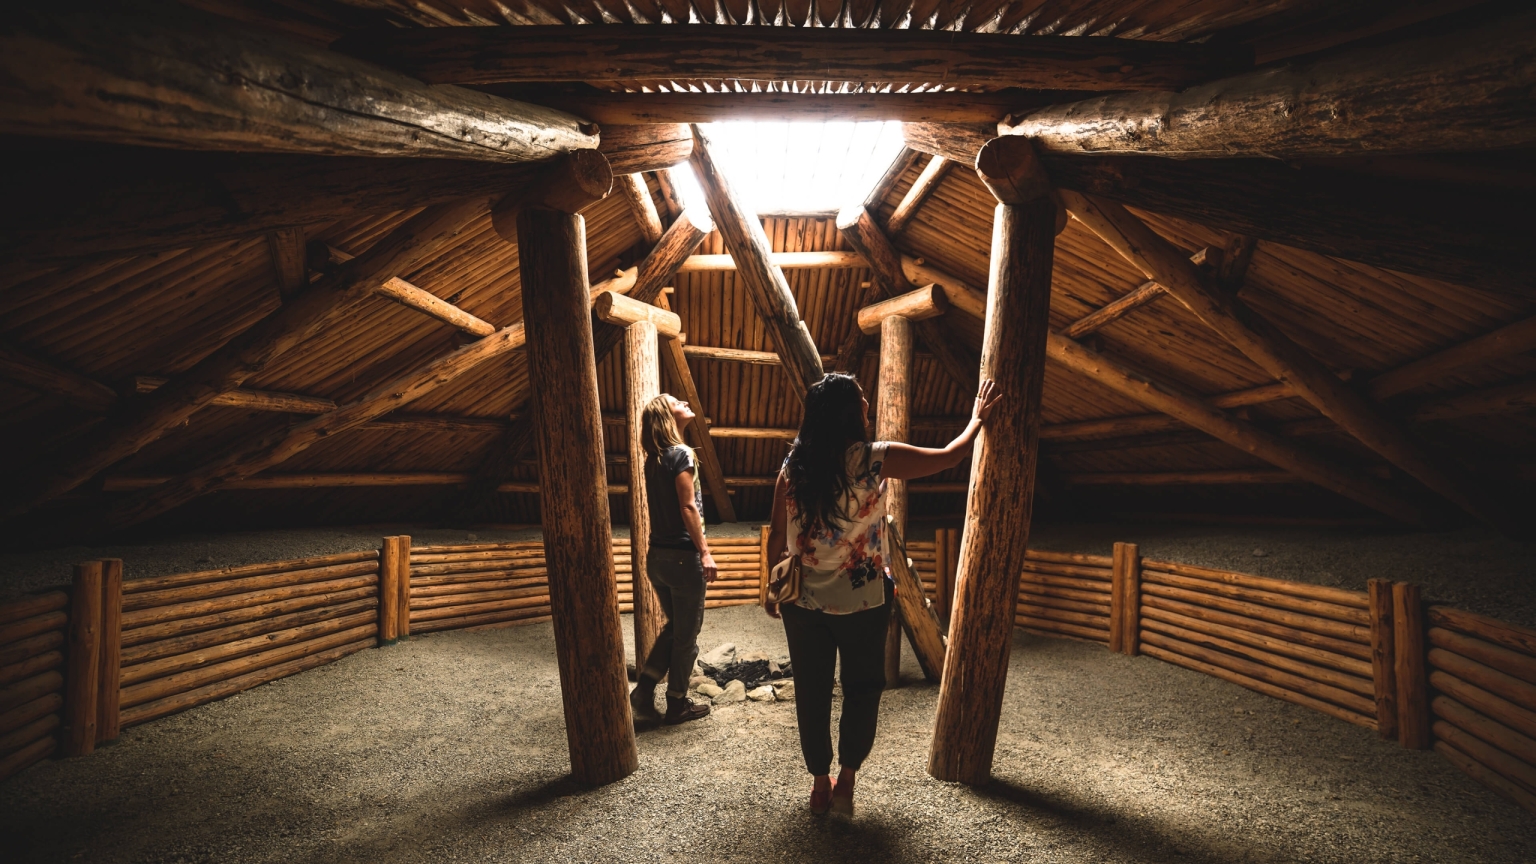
{"left": 669, "top": 121, "right": 906, "bottom": 215}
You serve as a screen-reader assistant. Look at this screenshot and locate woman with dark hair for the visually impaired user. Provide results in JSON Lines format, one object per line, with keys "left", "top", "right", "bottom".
{"left": 767, "top": 372, "right": 1000, "bottom": 817}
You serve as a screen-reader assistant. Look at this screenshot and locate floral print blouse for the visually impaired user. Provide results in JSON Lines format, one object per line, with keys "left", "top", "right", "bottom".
{"left": 785, "top": 441, "right": 890, "bottom": 614}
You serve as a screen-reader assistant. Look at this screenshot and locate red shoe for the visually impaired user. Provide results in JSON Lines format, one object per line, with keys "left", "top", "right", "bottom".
{"left": 810, "top": 779, "right": 833, "bottom": 815}
{"left": 829, "top": 776, "right": 854, "bottom": 819}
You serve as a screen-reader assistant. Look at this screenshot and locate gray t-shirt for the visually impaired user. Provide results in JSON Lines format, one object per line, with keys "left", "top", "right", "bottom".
{"left": 645, "top": 446, "right": 702, "bottom": 550}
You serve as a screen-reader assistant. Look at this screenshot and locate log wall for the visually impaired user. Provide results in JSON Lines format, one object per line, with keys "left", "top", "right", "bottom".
{"left": 4, "top": 529, "right": 1533, "bottom": 822}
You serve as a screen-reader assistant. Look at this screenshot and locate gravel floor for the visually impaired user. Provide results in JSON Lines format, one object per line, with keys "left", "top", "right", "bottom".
{"left": 3, "top": 603, "right": 1533, "bottom": 864}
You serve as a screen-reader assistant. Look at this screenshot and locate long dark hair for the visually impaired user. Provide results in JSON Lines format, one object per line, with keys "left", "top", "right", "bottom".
{"left": 786, "top": 373, "right": 869, "bottom": 534}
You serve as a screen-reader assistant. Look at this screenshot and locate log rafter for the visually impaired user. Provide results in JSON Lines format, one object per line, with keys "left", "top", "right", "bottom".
{"left": 334, "top": 25, "right": 1251, "bottom": 91}
{"left": 1059, "top": 188, "right": 1513, "bottom": 533}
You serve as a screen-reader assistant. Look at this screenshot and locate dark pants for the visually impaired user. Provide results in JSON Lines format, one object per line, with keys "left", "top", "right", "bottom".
{"left": 638, "top": 546, "right": 707, "bottom": 697}
{"left": 780, "top": 586, "right": 892, "bottom": 776}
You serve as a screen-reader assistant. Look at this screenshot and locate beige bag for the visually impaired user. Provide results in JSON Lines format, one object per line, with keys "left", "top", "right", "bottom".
{"left": 765, "top": 552, "right": 802, "bottom": 606}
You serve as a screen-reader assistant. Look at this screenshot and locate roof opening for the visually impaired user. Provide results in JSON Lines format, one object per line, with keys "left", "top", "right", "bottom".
{"left": 668, "top": 121, "right": 906, "bottom": 215}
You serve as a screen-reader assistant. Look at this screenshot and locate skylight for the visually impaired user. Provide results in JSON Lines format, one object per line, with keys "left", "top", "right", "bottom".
{"left": 668, "top": 121, "right": 907, "bottom": 215}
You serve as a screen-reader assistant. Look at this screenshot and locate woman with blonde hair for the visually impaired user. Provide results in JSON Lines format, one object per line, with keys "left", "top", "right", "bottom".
{"left": 767, "top": 372, "right": 1000, "bottom": 817}
{"left": 630, "top": 393, "right": 717, "bottom": 725}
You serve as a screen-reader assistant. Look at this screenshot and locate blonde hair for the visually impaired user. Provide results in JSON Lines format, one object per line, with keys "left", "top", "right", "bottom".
{"left": 640, "top": 394, "right": 695, "bottom": 469}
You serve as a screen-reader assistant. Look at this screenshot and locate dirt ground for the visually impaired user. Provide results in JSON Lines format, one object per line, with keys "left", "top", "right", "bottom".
{"left": 3, "top": 600, "right": 1534, "bottom": 864}
{"left": 2, "top": 520, "right": 1533, "bottom": 862}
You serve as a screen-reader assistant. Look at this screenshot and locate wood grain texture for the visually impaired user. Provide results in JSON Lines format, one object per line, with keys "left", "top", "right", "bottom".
{"left": 625, "top": 321, "right": 664, "bottom": 676}
{"left": 857, "top": 285, "right": 949, "bottom": 335}
{"left": 336, "top": 25, "right": 1249, "bottom": 90}
{"left": 513, "top": 89, "right": 1054, "bottom": 124}
{"left": 1004, "top": 9, "right": 1536, "bottom": 158}
{"left": 95, "top": 559, "right": 122, "bottom": 744}
{"left": 887, "top": 156, "right": 951, "bottom": 235}
{"left": 1394, "top": 582, "right": 1431, "bottom": 749}
{"left": 1368, "top": 579, "right": 1399, "bottom": 740}
{"left": 0, "top": 340, "right": 118, "bottom": 413}
{"left": 63, "top": 562, "right": 101, "bottom": 757}
{"left": 929, "top": 197, "right": 1055, "bottom": 786}
{"left": 2, "top": 8, "right": 597, "bottom": 161}
{"left": 616, "top": 174, "right": 664, "bottom": 245}
{"left": 516, "top": 206, "right": 638, "bottom": 786}
{"left": 1061, "top": 191, "right": 1504, "bottom": 531}
{"left": 8, "top": 198, "right": 485, "bottom": 520}
{"left": 691, "top": 126, "right": 823, "bottom": 398}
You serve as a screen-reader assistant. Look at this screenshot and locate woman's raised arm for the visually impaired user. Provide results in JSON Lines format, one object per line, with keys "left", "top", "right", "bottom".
{"left": 879, "top": 379, "right": 1001, "bottom": 481}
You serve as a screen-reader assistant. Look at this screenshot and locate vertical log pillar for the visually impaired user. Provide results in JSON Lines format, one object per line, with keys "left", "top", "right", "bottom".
{"left": 758, "top": 524, "right": 771, "bottom": 606}
{"left": 1393, "top": 581, "right": 1430, "bottom": 749}
{"left": 1367, "top": 578, "right": 1398, "bottom": 740}
{"left": 518, "top": 205, "right": 639, "bottom": 786}
{"left": 625, "top": 320, "right": 664, "bottom": 672}
{"left": 96, "top": 558, "right": 122, "bottom": 744}
{"left": 933, "top": 528, "right": 950, "bottom": 627}
{"left": 63, "top": 561, "right": 102, "bottom": 757}
{"left": 1112, "top": 542, "right": 1141, "bottom": 656}
{"left": 946, "top": 528, "right": 961, "bottom": 628}
{"left": 378, "top": 536, "right": 401, "bottom": 645}
{"left": 879, "top": 314, "right": 914, "bottom": 686}
{"left": 929, "top": 137, "right": 1056, "bottom": 785}
{"left": 396, "top": 535, "right": 412, "bottom": 639}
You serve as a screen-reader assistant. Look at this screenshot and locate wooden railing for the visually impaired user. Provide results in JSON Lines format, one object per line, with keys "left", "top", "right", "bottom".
{"left": 2, "top": 530, "right": 1531, "bottom": 821}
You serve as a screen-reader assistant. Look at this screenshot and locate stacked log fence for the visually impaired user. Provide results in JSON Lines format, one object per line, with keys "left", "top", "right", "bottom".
{"left": 5, "top": 527, "right": 1534, "bottom": 820}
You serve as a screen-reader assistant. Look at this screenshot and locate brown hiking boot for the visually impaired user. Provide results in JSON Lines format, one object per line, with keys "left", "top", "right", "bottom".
{"left": 663, "top": 694, "right": 710, "bottom": 725}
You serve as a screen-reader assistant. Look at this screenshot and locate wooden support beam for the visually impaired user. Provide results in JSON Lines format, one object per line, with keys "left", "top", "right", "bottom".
{"left": 0, "top": 340, "right": 118, "bottom": 413}
{"left": 837, "top": 206, "right": 978, "bottom": 394}
{"left": 1002, "top": 9, "right": 1536, "bottom": 159}
{"left": 1393, "top": 582, "right": 1431, "bottom": 750}
{"left": 857, "top": 285, "right": 949, "bottom": 335}
{"left": 3, "top": 7, "right": 597, "bottom": 162}
{"left": 1046, "top": 332, "right": 1424, "bottom": 525}
{"left": 1063, "top": 470, "right": 1300, "bottom": 485}
{"left": 1368, "top": 315, "right": 1536, "bottom": 400}
{"left": 595, "top": 292, "right": 682, "bottom": 338}
{"left": 105, "top": 320, "right": 530, "bottom": 529}
{"left": 690, "top": 125, "right": 823, "bottom": 398}
{"left": 903, "top": 123, "right": 994, "bottom": 166}
{"left": 931, "top": 137, "right": 1055, "bottom": 786}
{"left": 6, "top": 198, "right": 487, "bottom": 520}
{"left": 624, "top": 320, "right": 664, "bottom": 678}
{"left": 616, "top": 174, "right": 664, "bottom": 245}
{"left": 1409, "top": 378, "right": 1536, "bottom": 423}
{"left": 1061, "top": 189, "right": 1511, "bottom": 533}
{"left": 336, "top": 25, "right": 1249, "bottom": 91}
{"left": 95, "top": 558, "right": 122, "bottom": 744}
{"left": 866, "top": 147, "right": 922, "bottom": 211}
{"left": 449, "top": 208, "right": 714, "bottom": 523}
{"left": 901, "top": 257, "right": 987, "bottom": 320}
{"left": 502, "top": 87, "right": 1075, "bottom": 125}
{"left": 516, "top": 204, "right": 637, "bottom": 786}
{"left": 886, "top": 156, "right": 950, "bottom": 235}
{"left": 878, "top": 314, "right": 914, "bottom": 686}
{"left": 655, "top": 293, "right": 736, "bottom": 523}
{"left": 595, "top": 125, "right": 694, "bottom": 176}
{"left": 62, "top": 562, "right": 102, "bottom": 758}
{"left": 317, "top": 242, "right": 498, "bottom": 337}
{"left": 489, "top": 149, "right": 614, "bottom": 239}
{"left": 265, "top": 229, "right": 307, "bottom": 302}
{"left": 1060, "top": 248, "right": 1212, "bottom": 339}
{"left": 678, "top": 251, "right": 867, "bottom": 272}
{"left": 708, "top": 427, "right": 797, "bottom": 440}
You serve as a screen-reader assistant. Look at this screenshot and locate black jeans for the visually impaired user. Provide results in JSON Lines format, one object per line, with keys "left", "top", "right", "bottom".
{"left": 638, "top": 546, "right": 707, "bottom": 697}
{"left": 780, "top": 585, "right": 893, "bottom": 776}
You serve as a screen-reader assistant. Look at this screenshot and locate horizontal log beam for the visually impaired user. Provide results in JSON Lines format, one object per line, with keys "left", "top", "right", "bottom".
{"left": 335, "top": 26, "right": 1249, "bottom": 91}
{"left": 857, "top": 285, "right": 949, "bottom": 334}
{"left": 1002, "top": 9, "right": 1536, "bottom": 159}
{"left": 593, "top": 292, "right": 681, "bottom": 338}
{"left": 3, "top": 7, "right": 596, "bottom": 162}
{"left": 500, "top": 87, "right": 1075, "bottom": 124}
{"left": 681, "top": 346, "right": 837, "bottom": 367}
{"left": 678, "top": 251, "right": 867, "bottom": 272}
{"left": 1064, "top": 470, "right": 1301, "bottom": 486}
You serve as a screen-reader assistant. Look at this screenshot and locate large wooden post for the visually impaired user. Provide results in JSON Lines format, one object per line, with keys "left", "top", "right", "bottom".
{"left": 519, "top": 205, "right": 638, "bottom": 785}
{"left": 63, "top": 561, "right": 103, "bottom": 757}
{"left": 1367, "top": 579, "right": 1398, "bottom": 740}
{"left": 1393, "top": 581, "right": 1430, "bottom": 750}
{"left": 878, "top": 314, "right": 914, "bottom": 686}
{"left": 625, "top": 320, "right": 664, "bottom": 675}
{"left": 929, "top": 137, "right": 1056, "bottom": 785}
{"left": 379, "top": 536, "right": 401, "bottom": 645}
{"left": 96, "top": 558, "right": 122, "bottom": 744}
